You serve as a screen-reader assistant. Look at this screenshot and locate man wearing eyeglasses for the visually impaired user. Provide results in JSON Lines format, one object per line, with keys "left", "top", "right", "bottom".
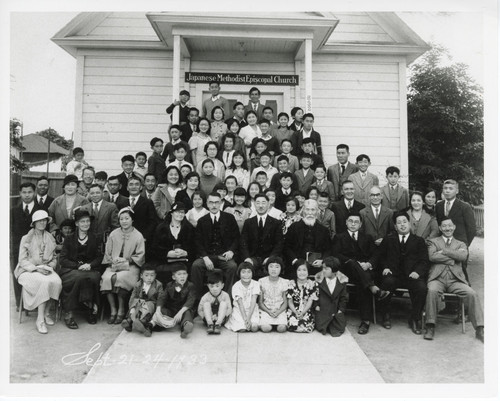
{"left": 359, "top": 186, "right": 393, "bottom": 246}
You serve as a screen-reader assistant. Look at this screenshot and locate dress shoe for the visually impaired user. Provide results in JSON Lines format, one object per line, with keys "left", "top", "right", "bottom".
{"left": 475, "top": 326, "right": 484, "bottom": 343}
{"left": 207, "top": 324, "right": 215, "bottom": 334}
{"left": 424, "top": 325, "right": 435, "bottom": 340}
{"left": 44, "top": 315, "right": 55, "bottom": 326}
{"left": 36, "top": 320, "right": 48, "bottom": 334}
{"left": 121, "top": 318, "right": 133, "bottom": 332}
{"left": 107, "top": 314, "right": 117, "bottom": 325}
{"left": 213, "top": 324, "right": 221, "bottom": 335}
{"left": 115, "top": 314, "right": 125, "bottom": 325}
{"left": 143, "top": 323, "right": 153, "bottom": 337}
{"left": 64, "top": 317, "right": 79, "bottom": 330}
{"left": 408, "top": 319, "right": 422, "bottom": 335}
{"left": 358, "top": 321, "right": 370, "bottom": 335}
{"left": 382, "top": 314, "right": 391, "bottom": 329}
{"left": 87, "top": 311, "right": 98, "bottom": 325}
{"left": 180, "top": 321, "right": 194, "bottom": 338}
{"left": 375, "top": 289, "right": 391, "bottom": 301}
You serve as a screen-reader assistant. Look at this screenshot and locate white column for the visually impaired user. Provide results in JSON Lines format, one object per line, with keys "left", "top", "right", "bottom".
{"left": 172, "top": 35, "right": 181, "bottom": 125}
{"left": 304, "top": 38, "right": 313, "bottom": 113}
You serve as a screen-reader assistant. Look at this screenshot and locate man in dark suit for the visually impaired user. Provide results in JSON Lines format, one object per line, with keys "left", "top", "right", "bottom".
{"left": 180, "top": 107, "right": 198, "bottom": 143}
{"left": 284, "top": 199, "right": 332, "bottom": 277}
{"left": 327, "top": 144, "right": 359, "bottom": 201}
{"left": 274, "top": 172, "right": 299, "bottom": 212}
{"left": 225, "top": 102, "right": 248, "bottom": 128}
{"left": 191, "top": 192, "right": 240, "bottom": 299}
{"left": 360, "top": 186, "right": 393, "bottom": 246}
{"left": 375, "top": 211, "right": 429, "bottom": 334}
{"left": 435, "top": 179, "right": 476, "bottom": 281}
{"left": 116, "top": 154, "right": 139, "bottom": 197}
{"left": 104, "top": 175, "right": 129, "bottom": 205}
{"left": 333, "top": 211, "right": 389, "bottom": 335}
{"left": 240, "top": 193, "right": 284, "bottom": 278}
{"left": 331, "top": 180, "right": 365, "bottom": 234}
{"left": 10, "top": 182, "right": 40, "bottom": 308}
{"left": 116, "top": 176, "right": 157, "bottom": 245}
{"left": 80, "top": 184, "right": 119, "bottom": 253}
{"left": 244, "top": 87, "right": 265, "bottom": 120}
{"left": 35, "top": 176, "right": 54, "bottom": 211}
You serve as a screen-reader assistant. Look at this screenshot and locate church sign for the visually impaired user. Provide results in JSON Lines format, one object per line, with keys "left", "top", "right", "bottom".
{"left": 185, "top": 72, "right": 299, "bottom": 86}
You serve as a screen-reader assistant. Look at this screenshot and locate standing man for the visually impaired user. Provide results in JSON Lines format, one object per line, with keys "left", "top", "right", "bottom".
{"left": 104, "top": 175, "right": 128, "bottom": 205}
{"left": 423, "top": 217, "right": 484, "bottom": 342}
{"left": 35, "top": 176, "right": 54, "bottom": 211}
{"left": 225, "top": 102, "right": 248, "bottom": 128}
{"left": 142, "top": 173, "right": 157, "bottom": 201}
{"left": 360, "top": 186, "right": 393, "bottom": 246}
{"left": 240, "top": 193, "right": 284, "bottom": 278}
{"left": 327, "top": 144, "right": 359, "bottom": 201}
{"left": 180, "top": 107, "right": 200, "bottom": 143}
{"left": 375, "top": 211, "right": 429, "bottom": 334}
{"left": 117, "top": 155, "right": 139, "bottom": 197}
{"left": 10, "top": 183, "right": 40, "bottom": 309}
{"left": 77, "top": 167, "right": 96, "bottom": 198}
{"left": 191, "top": 192, "right": 240, "bottom": 299}
{"left": 202, "top": 81, "right": 230, "bottom": 121}
{"left": 244, "top": 87, "right": 265, "bottom": 120}
{"left": 331, "top": 180, "right": 365, "bottom": 235}
{"left": 435, "top": 179, "right": 476, "bottom": 281}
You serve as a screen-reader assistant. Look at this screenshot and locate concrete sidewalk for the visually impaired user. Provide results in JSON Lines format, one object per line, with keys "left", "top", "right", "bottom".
{"left": 83, "top": 318, "right": 384, "bottom": 383}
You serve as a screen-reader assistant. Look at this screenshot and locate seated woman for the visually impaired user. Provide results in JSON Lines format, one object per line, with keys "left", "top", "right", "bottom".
{"left": 100, "top": 207, "right": 145, "bottom": 325}
{"left": 14, "top": 210, "right": 62, "bottom": 334}
{"left": 59, "top": 209, "right": 103, "bottom": 329}
{"left": 150, "top": 202, "right": 195, "bottom": 285}
{"left": 152, "top": 166, "right": 183, "bottom": 220}
{"left": 407, "top": 191, "right": 439, "bottom": 241}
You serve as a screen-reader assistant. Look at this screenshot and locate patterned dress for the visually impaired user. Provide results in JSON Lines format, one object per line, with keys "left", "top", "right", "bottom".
{"left": 286, "top": 279, "right": 319, "bottom": 333}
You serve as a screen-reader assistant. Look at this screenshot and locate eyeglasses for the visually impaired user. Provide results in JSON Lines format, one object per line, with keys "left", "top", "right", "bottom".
{"left": 370, "top": 193, "right": 382, "bottom": 197}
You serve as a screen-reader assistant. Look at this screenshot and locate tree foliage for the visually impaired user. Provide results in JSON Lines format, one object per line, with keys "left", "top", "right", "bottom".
{"left": 34, "top": 127, "right": 74, "bottom": 150}
{"left": 10, "top": 118, "right": 28, "bottom": 173}
{"left": 407, "top": 44, "right": 483, "bottom": 205}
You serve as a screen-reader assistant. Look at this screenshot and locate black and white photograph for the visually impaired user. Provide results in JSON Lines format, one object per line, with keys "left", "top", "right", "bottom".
{"left": 3, "top": 0, "right": 498, "bottom": 399}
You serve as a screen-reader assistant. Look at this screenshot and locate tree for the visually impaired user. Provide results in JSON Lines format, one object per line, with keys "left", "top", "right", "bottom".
{"left": 10, "top": 118, "right": 28, "bottom": 173}
{"left": 34, "top": 127, "right": 73, "bottom": 150}
{"left": 407, "top": 44, "right": 483, "bottom": 205}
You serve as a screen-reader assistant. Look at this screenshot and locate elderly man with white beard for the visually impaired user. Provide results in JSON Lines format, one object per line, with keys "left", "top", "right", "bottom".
{"left": 284, "top": 199, "right": 332, "bottom": 278}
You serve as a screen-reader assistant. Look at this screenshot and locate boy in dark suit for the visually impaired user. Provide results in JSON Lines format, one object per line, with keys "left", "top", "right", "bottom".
{"left": 117, "top": 155, "right": 138, "bottom": 197}
{"left": 181, "top": 107, "right": 199, "bottom": 142}
{"left": 327, "top": 144, "right": 359, "bottom": 201}
{"left": 147, "top": 137, "right": 166, "bottom": 183}
{"left": 381, "top": 166, "right": 409, "bottom": 212}
{"left": 291, "top": 113, "right": 323, "bottom": 157}
{"left": 295, "top": 153, "right": 315, "bottom": 194}
{"left": 274, "top": 172, "right": 298, "bottom": 212}
{"left": 331, "top": 180, "right": 365, "bottom": 234}
{"left": 166, "top": 89, "right": 190, "bottom": 125}
{"left": 270, "top": 155, "right": 299, "bottom": 191}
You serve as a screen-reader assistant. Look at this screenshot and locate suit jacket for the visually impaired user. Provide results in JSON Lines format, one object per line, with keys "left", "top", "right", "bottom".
{"left": 79, "top": 200, "right": 119, "bottom": 246}
{"left": 117, "top": 171, "right": 140, "bottom": 197}
{"left": 290, "top": 129, "right": 323, "bottom": 157}
{"left": 35, "top": 195, "right": 55, "bottom": 212}
{"left": 180, "top": 123, "right": 196, "bottom": 142}
{"left": 284, "top": 220, "right": 332, "bottom": 265}
{"left": 317, "top": 208, "right": 336, "bottom": 239}
{"left": 435, "top": 199, "right": 476, "bottom": 246}
{"left": 381, "top": 184, "right": 409, "bottom": 212}
{"left": 375, "top": 233, "right": 429, "bottom": 278}
{"left": 129, "top": 278, "right": 163, "bottom": 309}
{"left": 330, "top": 199, "right": 365, "bottom": 234}
{"left": 59, "top": 231, "right": 103, "bottom": 274}
{"left": 158, "top": 280, "right": 196, "bottom": 312}
{"left": 104, "top": 192, "right": 128, "bottom": 206}
{"left": 408, "top": 209, "right": 439, "bottom": 240}
{"left": 244, "top": 102, "right": 265, "bottom": 120}
{"left": 48, "top": 193, "right": 89, "bottom": 231}
{"left": 240, "top": 215, "right": 284, "bottom": 261}
{"left": 427, "top": 236, "right": 469, "bottom": 284}
{"left": 269, "top": 171, "right": 299, "bottom": 192}
{"left": 311, "top": 180, "right": 336, "bottom": 206}
{"left": 195, "top": 211, "right": 240, "bottom": 257}
{"left": 150, "top": 220, "right": 195, "bottom": 265}
{"left": 332, "top": 231, "right": 376, "bottom": 265}
{"left": 274, "top": 188, "right": 299, "bottom": 212}
{"left": 116, "top": 195, "right": 157, "bottom": 242}
{"left": 294, "top": 169, "right": 315, "bottom": 194}
{"left": 327, "top": 162, "right": 359, "bottom": 201}
{"left": 348, "top": 171, "right": 379, "bottom": 206}
{"left": 10, "top": 203, "right": 41, "bottom": 261}
{"left": 147, "top": 152, "right": 167, "bottom": 183}
{"left": 315, "top": 276, "right": 348, "bottom": 334}
{"left": 359, "top": 204, "right": 393, "bottom": 241}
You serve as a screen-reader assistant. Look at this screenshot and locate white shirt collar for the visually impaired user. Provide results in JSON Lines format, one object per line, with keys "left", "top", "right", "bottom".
{"left": 37, "top": 195, "right": 46, "bottom": 202}
{"left": 23, "top": 201, "right": 35, "bottom": 211}
{"left": 371, "top": 204, "right": 380, "bottom": 213}
{"left": 442, "top": 236, "right": 453, "bottom": 243}
{"left": 344, "top": 198, "right": 353, "bottom": 208}
{"left": 257, "top": 213, "right": 268, "bottom": 223}
{"left": 93, "top": 199, "right": 103, "bottom": 209}
{"left": 349, "top": 230, "right": 358, "bottom": 240}
{"left": 211, "top": 95, "right": 220, "bottom": 101}
{"left": 211, "top": 211, "right": 221, "bottom": 222}
{"left": 399, "top": 233, "right": 408, "bottom": 242}
{"left": 445, "top": 198, "right": 456, "bottom": 207}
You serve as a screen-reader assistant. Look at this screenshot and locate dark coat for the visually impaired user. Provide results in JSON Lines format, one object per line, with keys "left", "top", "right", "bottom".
{"left": 116, "top": 195, "right": 158, "bottom": 242}
{"left": 327, "top": 162, "right": 359, "bottom": 201}
{"left": 35, "top": 195, "right": 55, "bottom": 212}
{"left": 195, "top": 211, "right": 240, "bottom": 257}
{"left": 129, "top": 279, "right": 163, "bottom": 309}
{"left": 374, "top": 233, "right": 429, "bottom": 279}
{"left": 147, "top": 153, "right": 167, "bottom": 183}
{"left": 240, "top": 215, "right": 284, "bottom": 261}
{"left": 290, "top": 129, "right": 323, "bottom": 157}
{"left": 59, "top": 232, "right": 103, "bottom": 273}
{"left": 150, "top": 219, "right": 195, "bottom": 265}
{"left": 330, "top": 199, "right": 366, "bottom": 235}
{"left": 158, "top": 280, "right": 196, "bottom": 313}
{"left": 315, "top": 277, "right": 348, "bottom": 335}
{"left": 274, "top": 188, "right": 299, "bottom": 212}
{"left": 332, "top": 231, "right": 377, "bottom": 265}
{"left": 116, "top": 171, "right": 140, "bottom": 197}
{"left": 435, "top": 199, "right": 476, "bottom": 246}
{"left": 10, "top": 203, "right": 41, "bottom": 261}
{"left": 284, "top": 220, "right": 332, "bottom": 265}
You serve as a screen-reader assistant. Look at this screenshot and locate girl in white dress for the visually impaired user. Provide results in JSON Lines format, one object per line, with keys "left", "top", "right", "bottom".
{"left": 225, "top": 262, "right": 260, "bottom": 332}
{"left": 258, "top": 256, "right": 289, "bottom": 333}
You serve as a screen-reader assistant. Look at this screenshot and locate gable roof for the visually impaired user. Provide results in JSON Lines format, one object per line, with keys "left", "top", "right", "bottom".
{"left": 22, "top": 134, "right": 69, "bottom": 156}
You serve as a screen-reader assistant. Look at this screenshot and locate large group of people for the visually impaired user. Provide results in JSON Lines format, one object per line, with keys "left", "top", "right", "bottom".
{"left": 10, "top": 83, "right": 483, "bottom": 343}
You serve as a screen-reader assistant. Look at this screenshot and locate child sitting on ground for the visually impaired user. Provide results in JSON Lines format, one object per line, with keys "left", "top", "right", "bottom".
{"left": 122, "top": 264, "right": 163, "bottom": 337}
{"left": 314, "top": 256, "right": 348, "bottom": 337}
{"left": 258, "top": 256, "right": 289, "bottom": 333}
{"left": 151, "top": 264, "right": 196, "bottom": 338}
{"left": 225, "top": 262, "right": 260, "bottom": 332}
{"left": 197, "top": 269, "right": 232, "bottom": 334}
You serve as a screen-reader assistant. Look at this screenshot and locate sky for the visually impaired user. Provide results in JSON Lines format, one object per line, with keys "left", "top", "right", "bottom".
{"left": 7, "top": 9, "right": 490, "bottom": 140}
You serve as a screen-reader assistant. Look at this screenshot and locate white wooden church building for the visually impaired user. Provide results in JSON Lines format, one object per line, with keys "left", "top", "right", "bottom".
{"left": 52, "top": 12, "right": 428, "bottom": 181}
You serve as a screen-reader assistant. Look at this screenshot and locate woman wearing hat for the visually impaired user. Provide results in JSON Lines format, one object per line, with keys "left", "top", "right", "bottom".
{"left": 14, "top": 210, "right": 62, "bottom": 334}
{"left": 59, "top": 209, "right": 103, "bottom": 329}
{"left": 150, "top": 202, "right": 195, "bottom": 285}
{"left": 100, "top": 207, "right": 145, "bottom": 324}
{"left": 48, "top": 174, "right": 89, "bottom": 233}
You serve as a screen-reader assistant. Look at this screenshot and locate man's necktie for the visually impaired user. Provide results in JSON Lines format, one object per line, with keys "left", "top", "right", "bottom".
{"left": 351, "top": 231, "right": 356, "bottom": 241}
{"left": 446, "top": 238, "right": 451, "bottom": 248}
{"left": 341, "top": 165, "right": 345, "bottom": 175}
{"left": 320, "top": 210, "right": 324, "bottom": 220}
{"left": 347, "top": 200, "right": 352, "bottom": 210}
{"left": 253, "top": 103, "right": 257, "bottom": 112}
{"left": 401, "top": 235, "right": 406, "bottom": 245}
{"left": 130, "top": 197, "right": 135, "bottom": 209}
{"left": 24, "top": 205, "right": 29, "bottom": 216}
{"left": 258, "top": 217, "right": 264, "bottom": 230}
{"left": 445, "top": 201, "right": 451, "bottom": 216}
{"left": 93, "top": 203, "right": 98, "bottom": 216}
{"left": 39, "top": 198, "right": 44, "bottom": 208}
{"left": 374, "top": 207, "right": 379, "bottom": 219}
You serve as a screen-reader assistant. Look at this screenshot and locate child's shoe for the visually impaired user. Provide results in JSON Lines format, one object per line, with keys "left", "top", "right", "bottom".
{"left": 180, "top": 321, "right": 194, "bottom": 338}
{"left": 207, "top": 324, "right": 215, "bottom": 334}
{"left": 133, "top": 319, "right": 146, "bottom": 334}
{"left": 213, "top": 324, "right": 221, "bottom": 335}
{"left": 143, "top": 323, "right": 153, "bottom": 337}
{"left": 121, "top": 318, "right": 133, "bottom": 332}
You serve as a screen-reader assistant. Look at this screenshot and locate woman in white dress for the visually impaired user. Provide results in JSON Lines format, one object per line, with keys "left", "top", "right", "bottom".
{"left": 15, "top": 210, "right": 62, "bottom": 334}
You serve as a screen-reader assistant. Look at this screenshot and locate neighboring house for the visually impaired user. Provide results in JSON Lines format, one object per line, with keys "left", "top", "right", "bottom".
{"left": 21, "top": 134, "right": 69, "bottom": 172}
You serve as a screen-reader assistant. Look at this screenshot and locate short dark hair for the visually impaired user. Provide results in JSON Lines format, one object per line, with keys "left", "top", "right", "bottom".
{"left": 213, "top": 182, "right": 227, "bottom": 192}
{"left": 121, "top": 155, "right": 135, "bottom": 164}
{"left": 280, "top": 139, "right": 292, "bottom": 146}
{"left": 192, "top": 189, "right": 206, "bottom": 202}
{"left": 285, "top": 197, "right": 300, "bottom": 210}
{"left": 356, "top": 154, "right": 370, "bottom": 163}
{"left": 342, "top": 179, "right": 354, "bottom": 188}
{"left": 259, "top": 119, "right": 271, "bottom": 126}
{"left": 302, "top": 113, "right": 314, "bottom": 121}
{"left": 179, "top": 89, "right": 190, "bottom": 97}
{"left": 89, "top": 183, "right": 102, "bottom": 191}
{"left": 299, "top": 153, "right": 313, "bottom": 161}
{"left": 255, "top": 171, "right": 267, "bottom": 178}
{"left": 173, "top": 142, "right": 188, "bottom": 152}
{"left": 259, "top": 151, "right": 272, "bottom": 159}
{"left": 254, "top": 193, "right": 269, "bottom": 202}
{"left": 135, "top": 151, "right": 147, "bottom": 159}
{"left": 82, "top": 166, "right": 95, "bottom": 176}
{"left": 95, "top": 171, "right": 108, "bottom": 180}
{"left": 169, "top": 124, "right": 181, "bottom": 133}
{"left": 277, "top": 155, "right": 289, "bottom": 164}
{"left": 201, "top": 158, "right": 215, "bottom": 168}
{"left": 314, "top": 165, "right": 327, "bottom": 173}
{"left": 249, "top": 87, "right": 261, "bottom": 96}
{"left": 189, "top": 107, "right": 199, "bottom": 115}
{"left": 393, "top": 211, "right": 410, "bottom": 224}
{"left": 277, "top": 112, "right": 289, "bottom": 121}
{"left": 262, "top": 106, "right": 274, "bottom": 113}
{"left": 264, "top": 188, "right": 276, "bottom": 196}
{"left": 150, "top": 137, "right": 163, "bottom": 147}
{"left": 143, "top": 173, "right": 156, "bottom": 182}
{"left": 386, "top": 166, "right": 400, "bottom": 176}
{"left": 245, "top": 110, "right": 258, "bottom": 120}
{"left": 211, "top": 106, "right": 225, "bottom": 120}
{"left": 204, "top": 141, "right": 219, "bottom": 154}
{"left": 337, "top": 144, "right": 349, "bottom": 152}
{"left": 437, "top": 216, "right": 456, "bottom": 226}
{"left": 72, "top": 147, "right": 84, "bottom": 156}
{"left": 207, "top": 269, "right": 224, "bottom": 284}
{"left": 36, "top": 175, "right": 49, "bottom": 183}
{"left": 347, "top": 210, "right": 362, "bottom": 220}
{"left": 19, "top": 182, "right": 36, "bottom": 191}
{"left": 209, "top": 80, "right": 221, "bottom": 87}
{"left": 224, "top": 175, "right": 238, "bottom": 185}
{"left": 233, "top": 101, "right": 244, "bottom": 110}
{"left": 108, "top": 175, "right": 119, "bottom": 183}
{"left": 317, "top": 191, "right": 329, "bottom": 200}
{"left": 302, "top": 137, "right": 314, "bottom": 146}
{"left": 290, "top": 107, "right": 303, "bottom": 118}
{"left": 208, "top": 191, "right": 222, "bottom": 199}
{"left": 280, "top": 172, "right": 294, "bottom": 180}
{"left": 236, "top": 262, "right": 255, "bottom": 277}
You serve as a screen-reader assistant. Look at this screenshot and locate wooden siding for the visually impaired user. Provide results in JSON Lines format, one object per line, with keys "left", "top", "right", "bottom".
{"left": 87, "top": 12, "right": 159, "bottom": 40}
{"left": 328, "top": 13, "right": 396, "bottom": 44}
{"left": 80, "top": 50, "right": 172, "bottom": 175}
